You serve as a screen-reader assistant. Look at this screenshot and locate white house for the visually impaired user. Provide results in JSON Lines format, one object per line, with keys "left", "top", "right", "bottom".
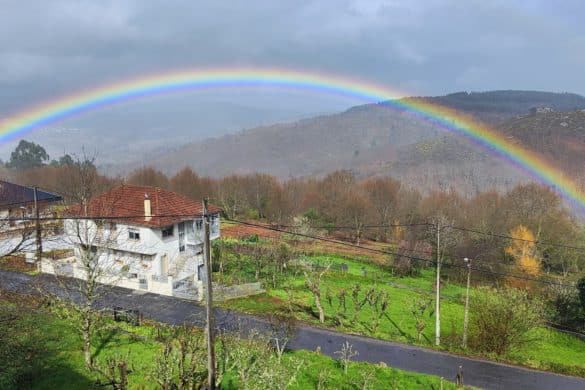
{"left": 41, "top": 185, "right": 220, "bottom": 300}
{"left": 0, "top": 180, "right": 62, "bottom": 233}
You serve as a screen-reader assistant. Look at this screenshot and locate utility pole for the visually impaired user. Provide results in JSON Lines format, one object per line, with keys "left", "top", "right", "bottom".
{"left": 462, "top": 257, "right": 472, "bottom": 348}
{"left": 435, "top": 221, "right": 441, "bottom": 346}
{"left": 203, "top": 198, "right": 216, "bottom": 389}
{"left": 33, "top": 186, "right": 42, "bottom": 264}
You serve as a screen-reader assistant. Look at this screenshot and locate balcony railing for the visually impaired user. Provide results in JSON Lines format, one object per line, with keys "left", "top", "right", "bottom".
{"left": 152, "top": 274, "right": 169, "bottom": 283}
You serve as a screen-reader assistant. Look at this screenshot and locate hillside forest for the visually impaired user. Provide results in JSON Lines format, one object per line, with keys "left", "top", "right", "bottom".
{"left": 3, "top": 140, "right": 584, "bottom": 287}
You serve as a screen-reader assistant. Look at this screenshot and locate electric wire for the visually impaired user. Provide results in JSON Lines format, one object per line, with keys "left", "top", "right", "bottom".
{"left": 225, "top": 218, "right": 577, "bottom": 288}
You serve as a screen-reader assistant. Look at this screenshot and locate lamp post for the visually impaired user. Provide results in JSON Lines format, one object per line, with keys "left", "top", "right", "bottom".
{"left": 462, "top": 257, "right": 471, "bottom": 348}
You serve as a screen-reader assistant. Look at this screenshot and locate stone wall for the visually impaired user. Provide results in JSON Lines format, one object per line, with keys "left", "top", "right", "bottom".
{"left": 211, "top": 282, "right": 264, "bottom": 301}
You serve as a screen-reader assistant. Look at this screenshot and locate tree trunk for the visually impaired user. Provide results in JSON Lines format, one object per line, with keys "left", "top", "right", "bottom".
{"left": 315, "top": 294, "right": 325, "bottom": 323}
{"left": 119, "top": 362, "right": 128, "bottom": 390}
{"left": 83, "top": 311, "right": 92, "bottom": 369}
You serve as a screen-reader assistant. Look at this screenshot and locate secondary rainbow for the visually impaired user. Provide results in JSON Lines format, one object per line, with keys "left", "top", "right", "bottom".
{"left": 0, "top": 67, "right": 583, "bottom": 211}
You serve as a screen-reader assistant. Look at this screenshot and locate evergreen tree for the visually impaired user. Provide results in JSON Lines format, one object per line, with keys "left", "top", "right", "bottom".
{"left": 7, "top": 140, "right": 49, "bottom": 169}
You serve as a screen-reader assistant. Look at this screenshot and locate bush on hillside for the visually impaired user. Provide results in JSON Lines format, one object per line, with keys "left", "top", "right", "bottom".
{"left": 547, "top": 281, "right": 585, "bottom": 332}
{"left": 469, "top": 287, "right": 544, "bottom": 355}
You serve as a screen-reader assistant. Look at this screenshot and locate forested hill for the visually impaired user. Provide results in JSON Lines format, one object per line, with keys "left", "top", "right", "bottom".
{"left": 387, "top": 108, "right": 585, "bottom": 195}
{"left": 403, "top": 90, "right": 585, "bottom": 124}
{"left": 501, "top": 109, "right": 585, "bottom": 175}
{"left": 124, "top": 90, "right": 585, "bottom": 194}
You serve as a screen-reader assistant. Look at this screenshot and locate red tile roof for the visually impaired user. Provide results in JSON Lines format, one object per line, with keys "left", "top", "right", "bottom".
{"left": 67, "top": 185, "right": 221, "bottom": 227}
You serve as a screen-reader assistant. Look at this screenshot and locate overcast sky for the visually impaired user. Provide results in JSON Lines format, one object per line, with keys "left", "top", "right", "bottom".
{"left": 0, "top": 0, "right": 584, "bottom": 159}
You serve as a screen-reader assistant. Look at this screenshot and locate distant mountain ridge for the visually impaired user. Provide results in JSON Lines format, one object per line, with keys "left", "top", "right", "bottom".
{"left": 123, "top": 90, "right": 585, "bottom": 194}
{"left": 402, "top": 90, "right": 585, "bottom": 124}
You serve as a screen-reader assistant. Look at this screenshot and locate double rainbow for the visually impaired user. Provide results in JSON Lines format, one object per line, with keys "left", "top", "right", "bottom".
{"left": 0, "top": 67, "right": 582, "bottom": 211}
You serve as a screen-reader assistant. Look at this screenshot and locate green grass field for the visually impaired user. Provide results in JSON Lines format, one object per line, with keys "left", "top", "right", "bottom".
{"left": 0, "top": 293, "right": 469, "bottom": 389}
{"left": 218, "top": 250, "right": 585, "bottom": 377}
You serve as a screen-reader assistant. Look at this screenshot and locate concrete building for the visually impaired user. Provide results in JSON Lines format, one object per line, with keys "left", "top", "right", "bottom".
{"left": 40, "top": 185, "right": 220, "bottom": 300}
{"left": 0, "top": 180, "right": 62, "bottom": 232}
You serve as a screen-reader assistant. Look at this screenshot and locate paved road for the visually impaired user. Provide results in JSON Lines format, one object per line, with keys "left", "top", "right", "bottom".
{"left": 1, "top": 270, "right": 584, "bottom": 390}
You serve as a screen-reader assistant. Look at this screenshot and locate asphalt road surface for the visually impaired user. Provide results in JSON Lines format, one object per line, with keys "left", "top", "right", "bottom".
{"left": 1, "top": 270, "right": 584, "bottom": 390}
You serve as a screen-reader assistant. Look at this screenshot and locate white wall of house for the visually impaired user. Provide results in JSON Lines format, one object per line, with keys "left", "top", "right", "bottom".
{"left": 0, "top": 206, "right": 33, "bottom": 230}
{"left": 59, "top": 213, "right": 221, "bottom": 299}
{"left": 0, "top": 203, "right": 60, "bottom": 231}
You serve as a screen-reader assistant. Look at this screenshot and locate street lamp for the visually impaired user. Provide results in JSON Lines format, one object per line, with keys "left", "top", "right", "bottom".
{"left": 462, "top": 257, "right": 472, "bottom": 348}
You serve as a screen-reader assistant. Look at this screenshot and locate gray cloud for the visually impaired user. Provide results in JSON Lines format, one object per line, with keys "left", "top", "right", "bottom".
{"left": 0, "top": 0, "right": 583, "bottom": 160}
{"left": 1, "top": 0, "right": 582, "bottom": 93}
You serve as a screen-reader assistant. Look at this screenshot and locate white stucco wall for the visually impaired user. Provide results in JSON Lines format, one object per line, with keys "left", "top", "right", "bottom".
{"left": 62, "top": 213, "right": 220, "bottom": 285}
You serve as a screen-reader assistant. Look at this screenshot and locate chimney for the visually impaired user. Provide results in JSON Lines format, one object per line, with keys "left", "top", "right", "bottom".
{"left": 144, "top": 193, "right": 152, "bottom": 221}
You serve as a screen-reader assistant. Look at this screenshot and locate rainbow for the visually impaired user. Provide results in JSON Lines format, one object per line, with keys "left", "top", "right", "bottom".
{"left": 0, "top": 67, "right": 583, "bottom": 210}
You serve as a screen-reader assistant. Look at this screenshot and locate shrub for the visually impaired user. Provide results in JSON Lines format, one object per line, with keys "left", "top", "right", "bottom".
{"left": 547, "top": 284, "right": 585, "bottom": 332}
{"left": 242, "top": 234, "right": 259, "bottom": 243}
{"left": 469, "top": 287, "right": 544, "bottom": 355}
{"left": 578, "top": 276, "right": 585, "bottom": 309}
{"left": 390, "top": 256, "right": 422, "bottom": 277}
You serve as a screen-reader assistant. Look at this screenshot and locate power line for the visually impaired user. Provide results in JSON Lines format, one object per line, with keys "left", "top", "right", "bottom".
{"left": 264, "top": 222, "right": 567, "bottom": 270}
{"left": 447, "top": 225, "right": 585, "bottom": 253}
{"left": 277, "top": 222, "right": 433, "bottom": 229}
{"left": 3, "top": 213, "right": 579, "bottom": 283}
{"left": 226, "top": 218, "right": 576, "bottom": 288}
{"left": 7, "top": 213, "right": 585, "bottom": 253}
{"left": 227, "top": 220, "right": 436, "bottom": 256}
{"left": 275, "top": 222, "right": 585, "bottom": 253}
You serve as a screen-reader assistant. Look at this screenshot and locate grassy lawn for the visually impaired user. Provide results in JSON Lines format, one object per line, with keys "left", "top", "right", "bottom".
{"left": 217, "top": 247, "right": 585, "bottom": 377}
{"left": 0, "top": 292, "right": 468, "bottom": 389}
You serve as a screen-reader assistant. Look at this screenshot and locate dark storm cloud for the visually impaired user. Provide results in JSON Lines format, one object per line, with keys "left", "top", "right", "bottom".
{"left": 0, "top": 0, "right": 584, "bottom": 114}
{"left": 0, "top": 0, "right": 583, "bottom": 162}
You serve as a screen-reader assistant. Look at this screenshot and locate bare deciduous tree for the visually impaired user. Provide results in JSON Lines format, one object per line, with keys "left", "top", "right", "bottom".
{"left": 126, "top": 166, "right": 170, "bottom": 188}
{"left": 93, "top": 353, "right": 131, "bottom": 390}
{"left": 152, "top": 324, "right": 207, "bottom": 390}
{"left": 350, "top": 284, "right": 368, "bottom": 324}
{"left": 0, "top": 222, "right": 35, "bottom": 259}
{"left": 410, "top": 298, "right": 433, "bottom": 342}
{"left": 362, "top": 177, "right": 400, "bottom": 241}
{"left": 335, "top": 341, "right": 358, "bottom": 375}
{"left": 50, "top": 214, "right": 129, "bottom": 369}
{"left": 217, "top": 329, "right": 301, "bottom": 390}
{"left": 45, "top": 174, "right": 142, "bottom": 369}
{"left": 365, "top": 288, "right": 390, "bottom": 333}
{"left": 303, "top": 261, "right": 331, "bottom": 324}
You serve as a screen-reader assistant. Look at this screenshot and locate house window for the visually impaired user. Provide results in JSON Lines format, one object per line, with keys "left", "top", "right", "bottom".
{"left": 195, "top": 219, "right": 203, "bottom": 230}
{"left": 162, "top": 225, "right": 174, "bottom": 238}
{"left": 128, "top": 229, "right": 140, "bottom": 240}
